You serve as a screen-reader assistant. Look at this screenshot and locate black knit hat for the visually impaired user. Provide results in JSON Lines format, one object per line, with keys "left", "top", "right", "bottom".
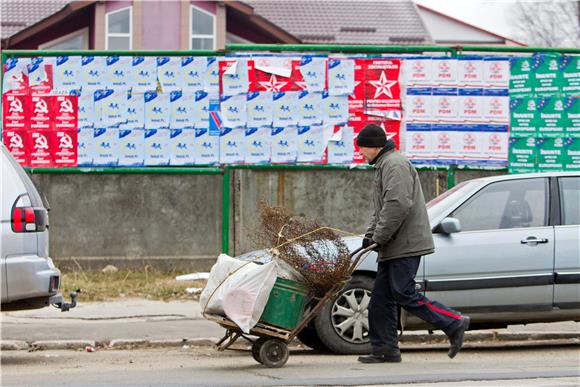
{"left": 356, "top": 124, "right": 387, "bottom": 147}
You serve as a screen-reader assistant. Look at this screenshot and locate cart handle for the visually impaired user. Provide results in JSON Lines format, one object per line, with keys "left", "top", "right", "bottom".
{"left": 348, "top": 243, "right": 379, "bottom": 274}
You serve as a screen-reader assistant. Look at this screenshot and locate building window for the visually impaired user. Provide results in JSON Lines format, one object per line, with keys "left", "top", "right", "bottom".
{"left": 190, "top": 5, "right": 215, "bottom": 50}
{"left": 106, "top": 6, "right": 132, "bottom": 50}
{"left": 39, "top": 28, "right": 89, "bottom": 50}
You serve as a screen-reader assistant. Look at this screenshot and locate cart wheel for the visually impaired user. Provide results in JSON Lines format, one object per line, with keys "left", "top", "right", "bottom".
{"left": 258, "top": 339, "right": 289, "bottom": 368}
{"left": 251, "top": 338, "right": 267, "bottom": 364}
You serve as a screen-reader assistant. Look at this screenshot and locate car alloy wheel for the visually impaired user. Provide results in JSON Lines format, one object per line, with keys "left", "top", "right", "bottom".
{"left": 330, "top": 287, "right": 371, "bottom": 344}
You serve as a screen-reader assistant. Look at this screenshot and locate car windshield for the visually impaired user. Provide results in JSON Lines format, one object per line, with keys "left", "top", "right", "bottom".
{"left": 426, "top": 180, "right": 479, "bottom": 220}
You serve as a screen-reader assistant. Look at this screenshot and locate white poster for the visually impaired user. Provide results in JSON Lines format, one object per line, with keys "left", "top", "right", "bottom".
{"left": 458, "top": 56, "right": 484, "bottom": 87}
{"left": 157, "top": 57, "right": 181, "bottom": 92}
{"left": 432, "top": 58, "right": 458, "bottom": 86}
{"left": 194, "top": 127, "right": 219, "bottom": 165}
{"left": 118, "top": 129, "right": 145, "bottom": 166}
{"left": 458, "top": 88, "right": 484, "bottom": 122}
{"left": 181, "top": 56, "right": 206, "bottom": 90}
{"left": 247, "top": 92, "right": 273, "bottom": 127}
{"left": 323, "top": 92, "right": 349, "bottom": 125}
{"left": 219, "top": 127, "right": 245, "bottom": 164}
{"left": 54, "top": 56, "right": 81, "bottom": 94}
{"left": 298, "top": 91, "right": 323, "bottom": 126}
{"left": 220, "top": 94, "right": 247, "bottom": 128}
{"left": 81, "top": 56, "right": 105, "bottom": 90}
{"left": 93, "top": 127, "right": 120, "bottom": 166}
{"left": 95, "top": 89, "right": 127, "bottom": 128}
{"left": 77, "top": 127, "right": 95, "bottom": 166}
{"left": 327, "top": 58, "right": 355, "bottom": 96}
{"left": 404, "top": 123, "right": 432, "bottom": 162}
{"left": 431, "top": 124, "right": 462, "bottom": 162}
{"left": 484, "top": 56, "right": 510, "bottom": 88}
{"left": 272, "top": 91, "right": 299, "bottom": 127}
{"left": 192, "top": 90, "right": 210, "bottom": 128}
{"left": 204, "top": 57, "right": 220, "bottom": 96}
{"left": 328, "top": 125, "right": 354, "bottom": 164}
{"left": 123, "top": 91, "right": 145, "bottom": 129}
{"left": 169, "top": 129, "right": 196, "bottom": 166}
{"left": 170, "top": 90, "right": 195, "bottom": 129}
{"left": 144, "top": 129, "right": 171, "bottom": 166}
{"left": 144, "top": 91, "right": 170, "bottom": 129}
{"left": 245, "top": 127, "right": 271, "bottom": 164}
{"left": 221, "top": 59, "right": 249, "bottom": 96}
{"left": 404, "top": 87, "right": 432, "bottom": 122}
{"left": 482, "top": 125, "right": 509, "bottom": 162}
{"left": 76, "top": 90, "right": 95, "bottom": 129}
{"left": 271, "top": 126, "right": 297, "bottom": 163}
{"left": 2, "top": 57, "right": 30, "bottom": 95}
{"left": 432, "top": 88, "right": 459, "bottom": 122}
{"left": 483, "top": 89, "right": 509, "bottom": 123}
{"left": 105, "top": 56, "right": 132, "bottom": 90}
{"left": 403, "top": 56, "right": 432, "bottom": 86}
{"left": 297, "top": 125, "right": 329, "bottom": 162}
{"left": 299, "top": 56, "right": 326, "bottom": 92}
{"left": 131, "top": 56, "right": 157, "bottom": 92}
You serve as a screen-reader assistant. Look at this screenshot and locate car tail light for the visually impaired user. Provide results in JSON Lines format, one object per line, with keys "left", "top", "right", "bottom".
{"left": 11, "top": 205, "right": 47, "bottom": 233}
{"left": 49, "top": 276, "right": 60, "bottom": 292}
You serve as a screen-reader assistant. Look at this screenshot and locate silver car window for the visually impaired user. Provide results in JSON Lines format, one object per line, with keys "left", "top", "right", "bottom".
{"left": 451, "top": 178, "right": 548, "bottom": 232}
{"left": 559, "top": 177, "right": 580, "bottom": 226}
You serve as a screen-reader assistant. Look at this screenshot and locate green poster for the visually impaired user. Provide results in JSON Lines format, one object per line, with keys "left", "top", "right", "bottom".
{"left": 563, "top": 96, "right": 580, "bottom": 137}
{"left": 563, "top": 137, "right": 580, "bottom": 171}
{"left": 508, "top": 136, "right": 537, "bottom": 173}
{"left": 509, "top": 57, "right": 533, "bottom": 98}
{"left": 509, "top": 97, "right": 538, "bottom": 137}
{"left": 532, "top": 53, "right": 562, "bottom": 96}
{"left": 560, "top": 55, "right": 580, "bottom": 96}
{"left": 537, "top": 96, "right": 565, "bottom": 138}
{"left": 537, "top": 137, "right": 565, "bottom": 171}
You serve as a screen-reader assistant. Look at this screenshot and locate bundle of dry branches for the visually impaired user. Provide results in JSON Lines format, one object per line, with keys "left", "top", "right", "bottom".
{"left": 256, "top": 202, "right": 352, "bottom": 296}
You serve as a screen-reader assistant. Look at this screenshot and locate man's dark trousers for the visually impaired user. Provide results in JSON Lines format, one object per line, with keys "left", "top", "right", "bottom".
{"left": 368, "top": 255, "right": 463, "bottom": 354}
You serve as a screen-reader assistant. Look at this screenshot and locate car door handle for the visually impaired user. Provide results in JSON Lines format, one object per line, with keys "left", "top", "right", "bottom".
{"left": 521, "top": 237, "right": 549, "bottom": 244}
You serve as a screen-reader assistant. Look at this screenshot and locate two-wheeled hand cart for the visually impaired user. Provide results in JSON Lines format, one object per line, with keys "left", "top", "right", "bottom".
{"left": 204, "top": 244, "right": 375, "bottom": 368}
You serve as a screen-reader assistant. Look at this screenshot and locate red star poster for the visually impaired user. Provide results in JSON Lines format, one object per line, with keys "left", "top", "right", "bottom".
{"left": 350, "top": 114, "right": 401, "bottom": 164}
{"left": 364, "top": 59, "right": 401, "bottom": 117}
{"left": 348, "top": 59, "right": 366, "bottom": 119}
{"left": 248, "top": 58, "right": 305, "bottom": 92}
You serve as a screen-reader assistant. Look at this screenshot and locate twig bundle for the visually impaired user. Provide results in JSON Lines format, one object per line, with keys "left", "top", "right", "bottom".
{"left": 256, "top": 203, "right": 352, "bottom": 296}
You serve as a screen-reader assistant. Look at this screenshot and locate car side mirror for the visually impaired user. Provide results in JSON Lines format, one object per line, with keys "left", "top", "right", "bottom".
{"left": 434, "top": 217, "right": 461, "bottom": 234}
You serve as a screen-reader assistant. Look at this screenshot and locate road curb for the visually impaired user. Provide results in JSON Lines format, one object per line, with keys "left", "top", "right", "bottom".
{"left": 2, "top": 333, "right": 578, "bottom": 351}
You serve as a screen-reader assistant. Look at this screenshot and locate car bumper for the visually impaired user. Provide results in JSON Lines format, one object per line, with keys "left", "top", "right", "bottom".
{"left": 4, "top": 255, "right": 61, "bottom": 304}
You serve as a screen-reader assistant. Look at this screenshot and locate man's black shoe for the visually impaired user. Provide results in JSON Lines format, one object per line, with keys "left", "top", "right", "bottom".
{"left": 448, "top": 316, "right": 470, "bottom": 359}
{"left": 357, "top": 353, "right": 402, "bottom": 364}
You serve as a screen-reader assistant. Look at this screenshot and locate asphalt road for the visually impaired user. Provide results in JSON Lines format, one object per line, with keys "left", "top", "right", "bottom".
{"left": 2, "top": 345, "right": 578, "bottom": 386}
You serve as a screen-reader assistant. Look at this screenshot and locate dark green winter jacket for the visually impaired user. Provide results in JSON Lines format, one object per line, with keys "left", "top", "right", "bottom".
{"left": 367, "top": 149, "right": 435, "bottom": 261}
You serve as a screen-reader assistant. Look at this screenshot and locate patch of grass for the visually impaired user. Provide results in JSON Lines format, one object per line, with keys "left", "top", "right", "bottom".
{"left": 60, "top": 266, "right": 207, "bottom": 302}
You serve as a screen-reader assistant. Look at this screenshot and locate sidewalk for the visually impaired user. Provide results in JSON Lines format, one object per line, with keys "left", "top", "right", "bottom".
{"left": 1, "top": 298, "right": 579, "bottom": 351}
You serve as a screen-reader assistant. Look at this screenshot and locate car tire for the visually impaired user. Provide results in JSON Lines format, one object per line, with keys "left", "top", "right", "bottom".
{"left": 296, "top": 323, "right": 330, "bottom": 352}
{"left": 313, "top": 274, "right": 374, "bottom": 355}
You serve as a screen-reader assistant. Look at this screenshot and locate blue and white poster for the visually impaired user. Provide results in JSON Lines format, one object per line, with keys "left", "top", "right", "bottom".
{"left": 170, "top": 90, "right": 195, "bottom": 129}
{"left": 75, "top": 90, "right": 95, "bottom": 129}
{"left": 323, "top": 92, "right": 349, "bottom": 125}
{"left": 144, "top": 91, "right": 170, "bottom": 129}
{"left": 170, "top": 129, "right": 196, "bottom": 166}
{"left": 204, "top": 57, "right": 220, "bottom": 96}
{"left": 219, "top": 127, "right": 245, "bottom": 164}
{"left": 245, "top": 127, "right": 271, "bottom": 164}
{"left": 327, "top": 59, "right": 355, "bottom": 96}
{"left": 54, "top": 56, "right": 81, "bottom": 94}
{"left": 192, "top": 90, "right": 210, "bottom": 128}
{"left": 181, "top": 56, "right": 206, "bottom": 90}
{"left": 220, "top": 94, "right": 247, "bottom": 128}
{"left": 297, "top": 125, "right": 332, "bottom": 162}
{"left": 144, "top": 128, "right": 171, "bottom": 166}
{"left": 118, "top": 129, "right": 145, "bottom": 166}
{"left": 77, "top": 127, "right": 95, "bottom": 166}
{"left": 123, "top": 91, "right": 145, "bottom": 129}
{"left": 299, "top": 56, "right": 326, "bottom": 92}
{"left": 273, "top": 91, "right": 299, "bottom": 127}
{"left": 81, "top": 56, "right": 105, "bottom": 90}
{"left": 105, "top": 56, "right": 131, "bottom": 90}
{"left": 194, "top": 127, "right": 219, "bottom": 165}
{"left": 328, "top": 125, "right": 354, "bottom": 164}
{"left": 157, "top": 57, "right": 181, "bottom": 92}
{"left": 247, "top": 92, "right": 273, "bottom": 127}
{"left": 131, "top": 56, "right": 157, "bottom": 92}
{"left": 93, "top": 127, "right": 120, "bottom": 166}
{"left": 271, "top": 126, "right": 297, "bottom": 163}
{"left": 298, "top": 91, "right": 323, "bottom": 126}
{"left": 95, "top": 89, "right": 127, "bottom": 128}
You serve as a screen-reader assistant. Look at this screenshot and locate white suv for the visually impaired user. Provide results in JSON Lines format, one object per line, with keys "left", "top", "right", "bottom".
{"left": 1, "top": 143, "right": 75, "bottom": 311}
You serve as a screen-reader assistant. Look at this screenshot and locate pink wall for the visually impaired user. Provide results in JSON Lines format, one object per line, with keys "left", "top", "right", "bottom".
{"left": 105, "top": 1, "right": 132, "bottom": 14}
{"left": 141, "top": 1, "right": 182, "bottom": 49}
{"left": 191, "top": 1, "right": 216, "bottom": 15}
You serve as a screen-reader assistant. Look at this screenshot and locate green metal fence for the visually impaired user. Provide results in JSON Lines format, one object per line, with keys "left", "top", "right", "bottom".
{"left": 3, "top": 44, "right": 579, "bottom": 254}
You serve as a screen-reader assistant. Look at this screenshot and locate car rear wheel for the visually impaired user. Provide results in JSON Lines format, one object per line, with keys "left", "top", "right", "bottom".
{"left": 313, "top": 275, "right": 373, "bottom": 354}
{"left": 296, "top": 323, "right": 330, "bottom": 352}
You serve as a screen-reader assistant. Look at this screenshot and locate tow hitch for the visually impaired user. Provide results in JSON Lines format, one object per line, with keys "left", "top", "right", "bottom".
{"left": 51, "top": 291, "right": 78, "bottom": 312}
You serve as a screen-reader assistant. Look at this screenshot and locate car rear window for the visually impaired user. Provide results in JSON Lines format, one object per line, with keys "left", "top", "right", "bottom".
{"left": 1, "top": 145, "right": 47, "bottom": 209}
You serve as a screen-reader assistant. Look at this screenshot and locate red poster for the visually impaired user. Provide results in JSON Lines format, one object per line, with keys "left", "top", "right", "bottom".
{"left": 350, "top": 113, "right": 402, "bottom": 164}
{"left": 365, "top": 59, "right": 401, "bottom": 116}
{"left": 3, "top": 130, "right": 28, "bottom": 166}
{"left": 28, "top": 131, "right": 53, "bottom": 168}
{"left": 2, "top": 94, "right": 28, "bottom": 130}
{"left": 51, "top": 130, "right": 78, "bottom": 167}
{"left": 52, "top": 95, "right": 78, "bottom": 130}
{"left": 348, "top": 59, "right": 366, "bottom": 116}
{"left": 248, "top": 59, "right": 305, "bottom": 92}
{"left": 29, "top": 95, "right": 53, "bottom": 131}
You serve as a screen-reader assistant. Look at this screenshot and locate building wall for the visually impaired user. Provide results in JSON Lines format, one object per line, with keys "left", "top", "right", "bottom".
{"left": 141, "top": 1, "right": 182, "bottom": 49}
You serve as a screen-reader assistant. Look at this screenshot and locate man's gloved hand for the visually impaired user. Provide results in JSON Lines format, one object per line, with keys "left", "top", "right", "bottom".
{"left": 362, "top": 236, "right": 374, "bottom": 249}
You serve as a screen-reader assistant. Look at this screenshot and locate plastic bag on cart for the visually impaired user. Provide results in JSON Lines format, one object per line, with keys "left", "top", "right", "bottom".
{"left": 200, "top": 254, "right": 277, "bottom": 333}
